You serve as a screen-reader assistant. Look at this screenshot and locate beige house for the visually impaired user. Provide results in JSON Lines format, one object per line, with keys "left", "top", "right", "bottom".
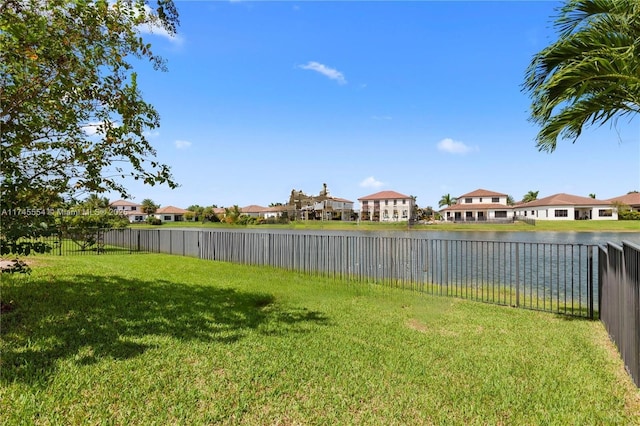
{"left": 440, "top": 189, "right": 513, "bottom": 222}
{"left": 513, "top": 193, "right": 617, "bottom": 220}
{"left": 358, "top": 190, "right": 414, "bottom": 222}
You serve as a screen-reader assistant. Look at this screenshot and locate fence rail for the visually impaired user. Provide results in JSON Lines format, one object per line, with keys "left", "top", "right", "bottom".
{"left": 599, "top": 241, "right": 640, "bottom": 387}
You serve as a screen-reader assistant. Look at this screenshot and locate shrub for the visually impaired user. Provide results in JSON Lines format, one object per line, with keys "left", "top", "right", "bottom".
{"left": 618, "top": 210, "right": 640, "bottom": 220}
{"left": 146, "top": 216, "right": 162, "bottom": 225}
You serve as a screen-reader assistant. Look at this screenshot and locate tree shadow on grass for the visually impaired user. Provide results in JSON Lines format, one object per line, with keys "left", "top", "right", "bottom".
{"left": 0, "top": 273, "right": 328, "bottom": 385}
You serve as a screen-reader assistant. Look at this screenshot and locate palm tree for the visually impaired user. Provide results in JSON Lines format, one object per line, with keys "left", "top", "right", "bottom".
{"left": 85, "top": 194, "right": 109, "bottom": 209}
{"left": 141, "top": 198, "right": 159, "bottom": 214}
{"left": 506, "top": 195, "right": 515, "bottom": 206}
{"left": 438, "top": 194, "right": 457, "bottom": 208}
{"left": 589, "top": 193, "right": 596, "bottom": 199}
{"left": 523, "top": 0, "right": 640, "bottom": 152}
{"left": 522, "top": 190, "right": 539, "bottom": 203}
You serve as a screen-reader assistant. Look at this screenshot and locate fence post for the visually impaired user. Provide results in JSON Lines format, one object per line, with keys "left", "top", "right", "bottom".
{"left": 515, "top": 243, "right": 520, "bottom": 307}
{"left": 588, "top": 245, "right": 594, "bottom": 319}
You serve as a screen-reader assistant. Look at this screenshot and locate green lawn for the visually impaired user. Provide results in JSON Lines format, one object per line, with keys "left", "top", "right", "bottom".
{"left": 1, "top": 254, "right": 638, "bottom": 424}
{"left": 133, "top": 219, "right": 640, "bottom": 232}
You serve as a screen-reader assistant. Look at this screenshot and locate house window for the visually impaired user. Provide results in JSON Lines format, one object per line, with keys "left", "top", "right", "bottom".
{"left": 402, "top": 210, "right": 407, "bottom": 218}
{"left": 131, "top": 206, "right": 137, "bottom": 211}
{"left": 393, "top": 210, "right": 398, "bottom": 218}
{"left": 554, "top": 210, "right": 568, "bottom": 217}
{"left": 385, "top": 200, "right": 389, "bottom": 206}
{"left": 402, "top": 199, "right": 406, "bottom": 204}
{"left": 465, "top": 198, "right": 472, "bottom": 203}
{"left": 383, "top": 210, "right": 389, "bottom": 218}
{"left": 135, "top": 215, "right": 143, "bottom": 222}
{"left": 531, "top": 210, "right": 535, "bottom": 215}
{"left": 479, "top": 198, "right": 483, "bottom": 202}
{"left": 599, "top": 209, "right": 613, "bottom": 217}
{"left": 495, "top": 211, "right": 507, "bottom": 218}
{"left": 492, "top": 197, "right": 499, "bottom": 203}
{"left": 361, "top": 201, "right": 367, "bottom": 206}
{"left": 393, "top": 200, "right": 397, "bottom": 205}
{"left": 164, "top": 215, "right": 172, "bottom": 221}
{"left": 465, "top": 212, "right": 473, "bottom": 217}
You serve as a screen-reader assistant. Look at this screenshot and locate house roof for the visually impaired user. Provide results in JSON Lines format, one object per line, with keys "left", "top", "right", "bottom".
{"left": 458, "top": 188, "right": 507, "bottom": 198}
{"left": 441, "top": 203, "right": 512, "bottom": 211}
{"left": 110, "top": 199, "right": 140, "bottom": 207}
{"left": 241, "top": 205, "right": 268, "bottom": 213}
{"left": 156, "top": 206, "right": 189, "bottom": 214}
{"left": 606, "top": 192, "right": 640, "bottom": 206}
{"left": 326, "top": 197, "right": 353, "bottom": 203}
{"left": 358, "top": 190, "right": 411, "bottom": 201}
{"left": 518, "top": 193, "right": 612, "bottom": 208}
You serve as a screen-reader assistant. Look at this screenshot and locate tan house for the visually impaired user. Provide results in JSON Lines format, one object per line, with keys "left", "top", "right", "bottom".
{"left": 513, "top": 193, "right": 617, "bottom": 220}
{"left": 287, "top": 183, "right": 354, "bottom": 220}
{"left": 440, "top": 189, "right": 512, "bottom": 222}
{"left": 358, "top": 190, "right": 414, "bottom": 222}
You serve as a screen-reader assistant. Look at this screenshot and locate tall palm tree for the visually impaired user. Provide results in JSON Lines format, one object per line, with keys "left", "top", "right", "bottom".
{"left": 522, "top": 190, "right": 539, "bottom": 203}
{"left": 438, "top": 194, "right": 457, "bottom": 208}
{"left": 523, "top": 0, "right": 640, "bottom": 152}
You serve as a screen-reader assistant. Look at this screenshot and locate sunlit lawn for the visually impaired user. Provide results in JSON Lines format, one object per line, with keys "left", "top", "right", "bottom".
{"left": 1, "top": 254, "right": 638, "bottom": 424}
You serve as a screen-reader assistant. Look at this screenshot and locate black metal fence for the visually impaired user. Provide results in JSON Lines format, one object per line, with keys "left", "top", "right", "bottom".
{"left": 598, "top": 241, "right": 640, "bottom": 387}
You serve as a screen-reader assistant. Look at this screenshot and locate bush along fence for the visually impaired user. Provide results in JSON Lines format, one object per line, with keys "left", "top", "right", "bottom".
{"left": 598, "top": 241, "right": 640, "bottom": 387}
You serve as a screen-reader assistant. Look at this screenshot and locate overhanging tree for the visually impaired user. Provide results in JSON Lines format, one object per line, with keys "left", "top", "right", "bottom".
{"left": 1, "top": 0, "right": 180, "bottom": 254}
{"left": 524, "top": 0, "right": 640, "bottom": 152}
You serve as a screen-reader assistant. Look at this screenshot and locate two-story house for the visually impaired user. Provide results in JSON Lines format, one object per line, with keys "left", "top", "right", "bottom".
{"left": 109, "top": 199, "right": 147, "bottom": 223}
{"left": 440, "top": 189, "right": 512, "bottom": 222}
{"left": 358, "top": 190, "right": 414, "bottom": 222}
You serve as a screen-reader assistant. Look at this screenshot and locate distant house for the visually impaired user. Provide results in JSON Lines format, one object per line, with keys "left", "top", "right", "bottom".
{"left": 241, "top": 205, "right": 270, "bottom": 218}
{"left": 440, "top": 189, "right": 512, "bottom": 222}
{"left": 358, "top": 190, "right": 414, "bottom": 222}
{"left": 154, "top": 206, "right": 189, "bottom": 222}
{"left": 606, "top": 192, "right": 640, "bottom": 212}
{"left": 287, "top": 183, "right": 354, "bottom": 221}
{"left": 109, "top": 199, "right": 147, "bottom": 223}
{"left": 513, "top": 193, "right": 617, "bottom": 220}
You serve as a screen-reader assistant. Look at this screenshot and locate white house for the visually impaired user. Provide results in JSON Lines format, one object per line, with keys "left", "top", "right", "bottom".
{"left": 109, "top": 199, "right": 147, "bottom": 223}
{"left": 358, "top": 190, "right": 414, "bottom": 222}
{"left": 154, "top": 206, "right": 189, "bottom": 222}
{"left": 440, "top": 189, "right": 513, "bottom": 222}
{"left": 513, "top": 193, "right": 617, "bottom": 220}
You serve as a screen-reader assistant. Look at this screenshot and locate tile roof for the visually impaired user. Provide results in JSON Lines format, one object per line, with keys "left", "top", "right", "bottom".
{"left": 358, "top": 190, "right": 411, "bottom": 201}
{"left": 109, "top": 199, "right": 140, "bottom": 207}
{"left": 457, "top": 188, "right": 507, "bottom": 198}
{"left": 156, "top": 206, "right": 189, "bottom": 214}
{"left": 518, "top": 193, "right": 612, "bottom": 208}
{"left": 241, "top": 205, "right": 268, "bottom": 213}
{"left": 606, "top": 193, "right": 640, "bottom": 206}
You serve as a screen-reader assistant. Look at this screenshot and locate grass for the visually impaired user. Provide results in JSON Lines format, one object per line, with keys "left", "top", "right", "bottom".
{"left": 132, "top": 219, "right": 640, "bottom": 232}
{"left": 1, "top": 254, "right": 639, "bottom": 424}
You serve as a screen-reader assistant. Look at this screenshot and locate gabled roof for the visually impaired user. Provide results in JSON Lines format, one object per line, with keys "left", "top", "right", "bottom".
{"left": 518, "top": 193, "right": 611, "bottom": 208}
{"left": 606, "top": 193, "right": 640, "bottom": 206}
{"left": 358, "top": 190, "right": 411, "bottom": 201}
{"left": 326, "top": 197, "right": 353, "bottom": 203}
{"left": 458, "top": 189, "right": 507, "bottom": 198}
{"left": 156, "top": 206, "right": 189, "bottom": 214}
{"left": 110, "top": 199, "right": 140, "bottom": 207}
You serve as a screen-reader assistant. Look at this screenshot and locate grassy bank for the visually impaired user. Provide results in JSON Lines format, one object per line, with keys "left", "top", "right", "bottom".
{"left": 1, "top": 254, "right": 638, "bottom": 424}
{"left": 132, "top": 219, "right": 640, "bottom": 232}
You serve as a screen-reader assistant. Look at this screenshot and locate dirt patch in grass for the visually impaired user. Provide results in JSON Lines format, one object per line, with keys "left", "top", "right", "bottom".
{"left": 406, "top": 318, "right": 429, "bottom": 333}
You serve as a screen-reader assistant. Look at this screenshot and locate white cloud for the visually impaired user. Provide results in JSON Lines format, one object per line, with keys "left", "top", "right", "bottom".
{"left": 299, "top": 61, "right": 346, "bottom": 85}
{"left": 136, "top": 5, "right": 184, "bottom": 45}
{"left": 359, "top": 176, "right": 384, "bottom": 188}
{"left": 437, "top": 138, "right": 478, "bottom": 154}
{"left": 143, "top": 130, "right": 160, "bottom": 138}
{"left": 82, "top": 122, "right": 103, "bottom": 136}
{"left": 174, "top": 140, "right": 192, "bottom": 149}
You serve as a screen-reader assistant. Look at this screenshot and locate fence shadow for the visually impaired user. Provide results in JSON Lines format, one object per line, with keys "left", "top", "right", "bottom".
{"left": 1, "top": 273, "right": 329, "bottom": 385}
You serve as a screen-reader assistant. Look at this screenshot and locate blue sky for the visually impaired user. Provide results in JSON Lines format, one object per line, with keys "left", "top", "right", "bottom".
{"left": 118, "top": 0, "right": 639, "bottom": 209}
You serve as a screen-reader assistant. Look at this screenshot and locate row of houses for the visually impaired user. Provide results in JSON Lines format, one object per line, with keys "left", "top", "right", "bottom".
{"left": 111, "top": 187, "right": 640, "bottom": 224}
{"left": 440, "top": 189, "right": 640, "bottom": 222}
